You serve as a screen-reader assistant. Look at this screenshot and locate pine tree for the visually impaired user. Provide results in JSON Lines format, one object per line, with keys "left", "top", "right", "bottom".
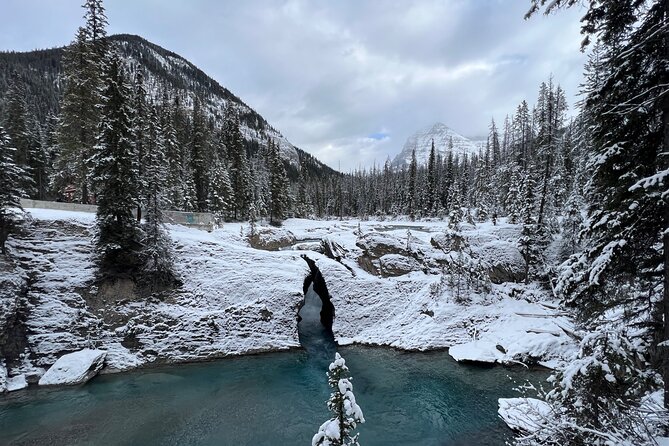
{"left": 225, "top": 110, "right": 251, "bottom": 220}
{"left": 140, "top": 105, "right": 175, "bottom": 289}
{"left": 0, "top": 127, "right": 26, "bottom": 255}
{"left": 89, "top": 53, "right": 142, "bottom": 276}
{"left": 407, "top": 149, "right": 417, "bottom": 220}
{"left": 55, "top": 0, "right": 108, "bottom": 203}
{"left": 518, "top": 173, "right": 540, "bottom": 284}
{"left": 3, "top": 77, "right": 35, "bottom": 196}
{"left": 208, "top": 152, "right": 234, "bottom": 222}
{"left": 268, "top": 139, "right": 291, "bottom": 225}
{"left": 426, "top": 140, "right": 437, "bottom": 216}
{"left": 131, "top": 69, "right": 149, "bottom": 221}
{"left": 190, "top": 96, "right": 211, "bottom": 212}
{"left": 312, "top": 353, "right": 365, "bottom": 446}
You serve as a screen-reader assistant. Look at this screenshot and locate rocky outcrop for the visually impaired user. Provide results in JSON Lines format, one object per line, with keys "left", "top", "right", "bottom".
{"left": 477, "top": 241, "right": 525, "bottom": 284}
{"left": 355, "top": 232, "right": 427, "bottom": 277}
{"left": 378, "top": 254, "right": 422, "bottom": 277}
{"left": 248, "top": 228, "right": 296, "bottom": 251}
{"left": 39, "top": 349, "right": 107, "bottom": 386}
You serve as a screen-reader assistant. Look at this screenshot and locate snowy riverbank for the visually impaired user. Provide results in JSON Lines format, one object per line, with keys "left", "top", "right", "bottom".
{"left": 0, "top": 209, "right": 576, "bottom": 390}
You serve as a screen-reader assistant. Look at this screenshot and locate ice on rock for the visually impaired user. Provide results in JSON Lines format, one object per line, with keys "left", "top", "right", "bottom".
{"left": 39, "top": 349, "right": 107, "bottom": 386}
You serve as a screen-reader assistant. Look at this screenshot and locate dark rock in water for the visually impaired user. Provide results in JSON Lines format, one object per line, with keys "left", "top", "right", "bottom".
{"left": 248, "top": 228, "right": 296, "bottom": 251}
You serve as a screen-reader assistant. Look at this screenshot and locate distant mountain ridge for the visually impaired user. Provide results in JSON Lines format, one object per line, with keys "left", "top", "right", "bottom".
{"left": 0, "top": 34, "right": 335, "bottom": 176}
{"left": 392, "top": 122, "right": 486, "bottom": 167}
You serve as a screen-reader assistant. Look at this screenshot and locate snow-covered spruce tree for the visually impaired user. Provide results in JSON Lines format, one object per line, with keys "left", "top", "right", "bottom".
{"left": 208, "top": 151, "right": 234, "bottom": 223}
{"left": 139, "top": 105, "right": 176, "bottom": 290}
{"left": 426, "top": 140, "right": 437, "bottom": 216}
{"left": 89, "top": 53, "right": 143, "bottom": 277}
{"left": 518, "top": 173, "right": 541, "bottom": 284}
{"left": 558, "top": 190, "right": 584, "bottom": 262}
{"left": 0, "top": 127, "right": 26, "bottom": 255}
{"left": 406, "top": 148, "right": 418, "bottom": 220}
{"left": 3, "top": 77, "right": 37, "bottom": 197}
{"left": 313, "top": 353, "right": 365, "bottom": 446}
{"left": 131, "top": 69, "right": 149, "bottom": 221}
{"left": 190, "top": 96, "right": 211, "bottom": 212}
{"left": 55, "top": 0, "right": 108, "bottom": 203}
{"left": 519, "top": 0, "right": 669, "bottom": 443}
{"left": 224, "top": 110, "right": 251, "bottom": 220}
{"left": 268, "top": 139, "right": 291, "bottom": 225}
{"left": 160, "top": 91, "right": 184, "bottom": 210}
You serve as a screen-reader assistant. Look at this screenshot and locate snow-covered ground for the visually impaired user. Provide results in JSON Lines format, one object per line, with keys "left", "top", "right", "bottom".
{"left": 0, "top": 209, "right": 577, "bottom": 390}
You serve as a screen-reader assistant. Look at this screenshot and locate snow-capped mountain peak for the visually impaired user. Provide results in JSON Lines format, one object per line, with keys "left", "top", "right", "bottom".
{"left": 392, "top": 122, "right": 485, "bottom": 167}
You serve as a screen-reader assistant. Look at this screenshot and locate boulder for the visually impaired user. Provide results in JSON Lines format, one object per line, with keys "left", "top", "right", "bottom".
{"left": 7, "top": 374, "right": 27, "bottom": 392}
{"left": 378, "top": 254, "right": 422, "bottom": 277}
{"left": 477, "top": 240, "right": 525, "bottom": 283}
{"left": 39, "top": 349, "right": 107, "bottom": 386}
{"left": 356, "top": 232, "right": 410, "bottom": 258}
{"left": 248, "top": 228, "right": 296, "bottom": 251}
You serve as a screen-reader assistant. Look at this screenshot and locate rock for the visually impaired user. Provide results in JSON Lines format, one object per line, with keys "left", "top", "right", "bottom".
{"left": 248, "top": 228, "right": 296, "bottom": 251}
{"left": 477, "top": 241, "right": 525, "bottom": 283}
{"left": 39, "top": 349, "right": 107, "bottom": 386}
{"left": 496, "top": 344, "right": 507, "bottom": 354}
{"left": 0, "top": 363, "right": 6, "bottom": 392}
{"left": 321, "top": 238, "right": 346, "bottom": 260}
{"left": 292, "top": 242, "right": 323, "bottom": 253}
{"left": 24, "top": 370, "right": 44, "bottom": 385}
{"left": 449, "top": 340, "right": 505, "bottom": 364}
{"left": 7, "top": 374, "right": 28, "bottom": 392}
{"left": 378, "top": 254, "right": 422, "bottom": 277}
{"left": 498, "top": 397, "right": 552, "bottom": 433}
{"left": 356, "top": 232, "right": 409, "bottom": 258}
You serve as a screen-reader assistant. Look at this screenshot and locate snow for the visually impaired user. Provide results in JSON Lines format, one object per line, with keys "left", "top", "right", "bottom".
{"left": 38, "top": 349, "right": 107, "bottom": 386}
{"left": 498, "top": 397, "right": 552, "bottom": 433}
{"left": 1, "top": 209, "right": 577, "bottom": 379}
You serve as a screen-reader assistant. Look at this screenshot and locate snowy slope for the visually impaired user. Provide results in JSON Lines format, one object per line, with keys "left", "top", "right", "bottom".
{"left": 392, "top": 122, "right": 486, "bottom": 167}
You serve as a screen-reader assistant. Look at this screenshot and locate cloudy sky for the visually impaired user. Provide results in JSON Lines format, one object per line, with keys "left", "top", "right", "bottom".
{"left": 1, "top": 0, "right": 587, "bottom": 170}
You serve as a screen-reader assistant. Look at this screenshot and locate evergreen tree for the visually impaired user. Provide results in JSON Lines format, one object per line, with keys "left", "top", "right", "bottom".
{"left": 407, "top": 148, "right": 417, "bottom": 220}
{"left": 312, "top": 353, "right": 365, "bottom": 446}
{"left": 426, "top": 140, "right": 437, "bottom": 216}
{"left": 208, "top": 152, "right": 234, "bottom": 222}
{"left": 225, "top": 110, "right": 251, "bottom": 220}
{"left": 55, "top": 0, "right": 108, "bottom": 203}
{"left": 131, "top": 69, "right": 149, "bottom": 221}
{"left": 190, "top": 96, "right": 210, "bottom": 212}
{"left": 268, "top": 139, "right": 291, "bottom": 225}
{"left": 3, "top": 77, "right": 36, "bottom": 196}
{"left": 140, "top": 106, "right": 175, "bottom": 289}
{"left": 0, "top": 127, "right": 26, "bottom": 255}
{"left": 89, "top": 53, "right": 142, "bottom": 276}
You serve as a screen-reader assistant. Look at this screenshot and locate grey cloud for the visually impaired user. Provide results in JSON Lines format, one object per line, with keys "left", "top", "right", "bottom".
{"left": 0, "top": 0, "right": 588, "bottom": 171}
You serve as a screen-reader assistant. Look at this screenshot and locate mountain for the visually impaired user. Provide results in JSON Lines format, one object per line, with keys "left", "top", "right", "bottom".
{"left": 0, "top": 34, "right": 335, "bottom": 176}
{"left": 392, "top": 122, "right": 486, "bottom": 167}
